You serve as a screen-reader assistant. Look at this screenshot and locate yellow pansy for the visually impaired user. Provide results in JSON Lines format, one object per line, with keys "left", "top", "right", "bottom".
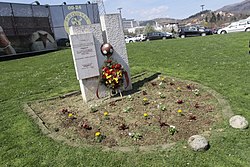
{"left": 117, "top": 71, "right": 122, "bottom": 76}
{"left": 113, "top": 77, "right": 119, "bottom": 83}
{"left": 95, "top": 132, "right": 101, "bottom": 137}
{"left": 104, "top": 111, "right": 109, "bottom": 116}
{"left": 106, "top": 75, "right": 112, "bottom": 79}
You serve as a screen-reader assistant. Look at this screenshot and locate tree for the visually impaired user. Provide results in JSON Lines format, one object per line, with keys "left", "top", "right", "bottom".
{"left": 210, "top": 12, "right": 217, "bottom": 23}
{"left": 217, "top": 13, "right": 221, "bottom": 21}
{"left": 143, "top": 23, "right": 155, "bottom": 34}
{"left": 205, "top": 16, "right": 208, "bottom": 22}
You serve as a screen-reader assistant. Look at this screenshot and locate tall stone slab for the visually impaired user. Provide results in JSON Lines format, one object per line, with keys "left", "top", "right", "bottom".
{"left": 100, "top": 14, "right": 132, "bottom": 90}
{"left": 69, "top": 24, "right": 107, "bottom": 102}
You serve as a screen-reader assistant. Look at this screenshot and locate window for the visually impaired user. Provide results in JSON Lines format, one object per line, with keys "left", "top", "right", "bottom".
{"left": 239, "top": 23, "right": 246, "bottom": 26}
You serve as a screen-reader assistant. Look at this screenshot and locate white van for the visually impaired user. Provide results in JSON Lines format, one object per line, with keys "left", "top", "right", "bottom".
{"left": 218, "top": 19, "right": 250, "bottom": 34}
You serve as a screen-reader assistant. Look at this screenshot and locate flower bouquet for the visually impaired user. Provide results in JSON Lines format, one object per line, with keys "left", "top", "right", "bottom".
{"left": 100, "top": 59, "right": 125, "bottom": 90}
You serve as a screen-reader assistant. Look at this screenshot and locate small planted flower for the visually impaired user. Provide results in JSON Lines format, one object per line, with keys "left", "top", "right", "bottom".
{"left": 157, "top": 103, "right": 166, "bottom": 111}
{"left": 193, "top": 89, "right": 200, "bottom": 96}
{"left": 177, "top": 99, "right": 183, "bottom": 104}
{"left": 189, "top": 115, "right": 197, "bottom": 121}
{"left": 95, "top": 132, "right": 101, "bottom": 137}
{"left": 158, "top": 76, "right": 165, "bottom": 82}
{"left": 143, "top": 113, "right": 149, "bottom": 119}
{"left": 123, "top": 106, "right": 133, "bottom": 113}
{"left": 177, "top": 109, "right": 183, "bottom": 116}
{"left": 95, "top": 131, "right": 106, "bottom": 142}
{"left": 60, "top": 108, "right": 68, "bottom": 114}
{"left": 127, "top": 95, "right": 133, "bottom": 101}
{"left": 104, "top": 111, "right": 109, "bottom": 116}
{"left": 176, "top": 87, "right": 181, "bottom": 92}
{"left": 143, "top": 97, "right": 149, "bottom": 105}
{"left": 129, "top": 132, "right": 143, "bottom": 141}
{"left": 159, "top": 81, "right": 165, "bottom": 88}
{"left": 68, "top": 113, "right": 73, "bottom": 118}
{"left": 89, "top": 104, "right": 98, "bottom": 113}
{"left": 186, "top": 84, "right": 192, "bottom": 90}
{"left": 118, "top": 123, "right": 129, "bottom": 130}
{"left": 161, "top": 105, "right": 166, "bottom": 111}
{"left": 194, "top": 102, "right": 200, "bottom": 108}
{"left": 169, "top": 125, "right": 178, "bottom": 135}
{"left": 79, "top": 120, "right": 92, "bottom": 130}
{"left": 68, "top": 113, "right": 76, "bottom": 119}
{"left": 159, "top": 92, "right": 166, "bottom": 98}
{"left": 169, "top": 82, "right": 175, "bottom": 86}
{"left": 103, "top": 111, "right": 109, "bottom": 120}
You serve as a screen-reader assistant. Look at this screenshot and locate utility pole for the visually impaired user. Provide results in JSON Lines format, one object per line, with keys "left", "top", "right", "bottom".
{"left": 201, "top": 5, "right": 205, "bottom": 12}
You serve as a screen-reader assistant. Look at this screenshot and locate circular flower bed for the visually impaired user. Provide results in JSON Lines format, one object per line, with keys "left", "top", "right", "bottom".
{"left": 29, "top": 74, "right": 225, "bottom": 150}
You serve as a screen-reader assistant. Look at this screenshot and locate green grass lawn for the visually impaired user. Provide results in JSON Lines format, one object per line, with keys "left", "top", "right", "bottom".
{"left": 1, "top": 33, "right": 250, "bottom": 166}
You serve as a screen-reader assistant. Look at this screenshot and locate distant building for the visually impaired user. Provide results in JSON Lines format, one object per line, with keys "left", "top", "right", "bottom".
{"left": 122, "top": 18, "right": 139, "bottom": 30}
{"left": 127, "top": 26, "right": 145, "bottom": 34}
{"left": 155, "top": 21, "right": 179, "bottom": 32}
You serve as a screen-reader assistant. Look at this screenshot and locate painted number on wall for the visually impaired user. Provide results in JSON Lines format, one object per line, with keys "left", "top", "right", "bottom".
{"left": 68, "top": 5, "right": 82, "bottom": 10}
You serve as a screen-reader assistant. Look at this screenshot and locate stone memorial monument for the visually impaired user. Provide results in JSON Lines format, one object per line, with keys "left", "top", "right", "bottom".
{"left": 69, "top": 14, "right": 132, "bottom": 103}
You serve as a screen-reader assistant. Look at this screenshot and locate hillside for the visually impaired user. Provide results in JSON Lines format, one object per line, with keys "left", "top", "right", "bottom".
{"left": 217, "top": 0, "right": 250, "bottom": 14}
{"left": 138, "top": 0, "right": 250, "bottom": 28}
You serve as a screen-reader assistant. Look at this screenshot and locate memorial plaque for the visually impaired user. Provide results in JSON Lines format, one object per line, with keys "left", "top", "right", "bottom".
{"left": 70, "top": 33, "right": 100, "bottom": 80}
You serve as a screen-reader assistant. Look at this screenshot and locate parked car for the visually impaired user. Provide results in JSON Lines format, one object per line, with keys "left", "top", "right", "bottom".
{"left": 178, "top": 26, "right": 209, "bottom": 38}
{"left": 212, "top": 27, "right": 222, "bottom": 34}
{"left": 57, "top": 38, "right": 70, "bottom": 47}
{"left": 125, "top": 36, "right": 136, "bottom": 43}
{"left": 135, "top": 34, "right": 146, "bottom": 41}
{"left": 146, "top": 32, "right": 173, "bottom": 41}
{"left": 204, "top": 27, "right": 213, "bottom": 35}
{"left": 217, "top": 19, "right": 250, "bottom": 34}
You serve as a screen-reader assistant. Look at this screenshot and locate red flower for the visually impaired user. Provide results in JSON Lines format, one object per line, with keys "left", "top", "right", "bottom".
{"left": 177, "top": 100, "right": 183, "bottom": 104}
{"left": 115, "top": 64, "right": 121, "bottom": 69}
{"left": 111, "top": 71, "right": 117, "bottom": 77}
{"left": 106, "top": 70, "right": 112, "bottom": 75}
{"left": 102, "top": 67, "right": 109, "bottom": 71}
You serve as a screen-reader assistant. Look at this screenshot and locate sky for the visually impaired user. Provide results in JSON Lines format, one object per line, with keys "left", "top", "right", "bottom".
{"left": 1, "top": 0, "right": 244, "bottom": 20}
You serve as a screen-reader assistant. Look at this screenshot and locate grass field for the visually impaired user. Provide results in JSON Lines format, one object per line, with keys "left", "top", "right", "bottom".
{"left": 1, "top": 33, "right": 250, "bottom": 166}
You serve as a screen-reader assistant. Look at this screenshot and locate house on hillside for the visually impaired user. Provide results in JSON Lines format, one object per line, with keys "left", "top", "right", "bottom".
{"left": 155, "top": 21, "right": 179, "bottom": 33}
{"left": 127, "top": 26, "right": 145, "bottom": 34}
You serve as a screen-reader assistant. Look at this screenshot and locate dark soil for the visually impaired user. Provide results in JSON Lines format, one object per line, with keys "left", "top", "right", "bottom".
{"left": 29, "top": 74, "right": 224, "bottom": 149}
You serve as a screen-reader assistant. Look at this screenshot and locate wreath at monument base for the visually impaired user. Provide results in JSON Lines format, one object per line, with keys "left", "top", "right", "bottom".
{"left": 97, "top": 43, "right": 129, "bottom": 98}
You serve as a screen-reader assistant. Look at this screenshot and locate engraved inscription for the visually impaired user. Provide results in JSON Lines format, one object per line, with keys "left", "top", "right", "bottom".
{"left": 70, "top": 33, "right": 100, "bottom": 80}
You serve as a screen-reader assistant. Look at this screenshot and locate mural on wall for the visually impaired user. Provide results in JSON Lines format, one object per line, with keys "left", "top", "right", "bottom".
{"left": 0, "top": 26, "right": 16, "bottom": 55}
{"left": 49, "top": 4, "right": 100, "bottom": 41}
{"left": 0, "top": 2, "right": 100, "bottom": 56}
